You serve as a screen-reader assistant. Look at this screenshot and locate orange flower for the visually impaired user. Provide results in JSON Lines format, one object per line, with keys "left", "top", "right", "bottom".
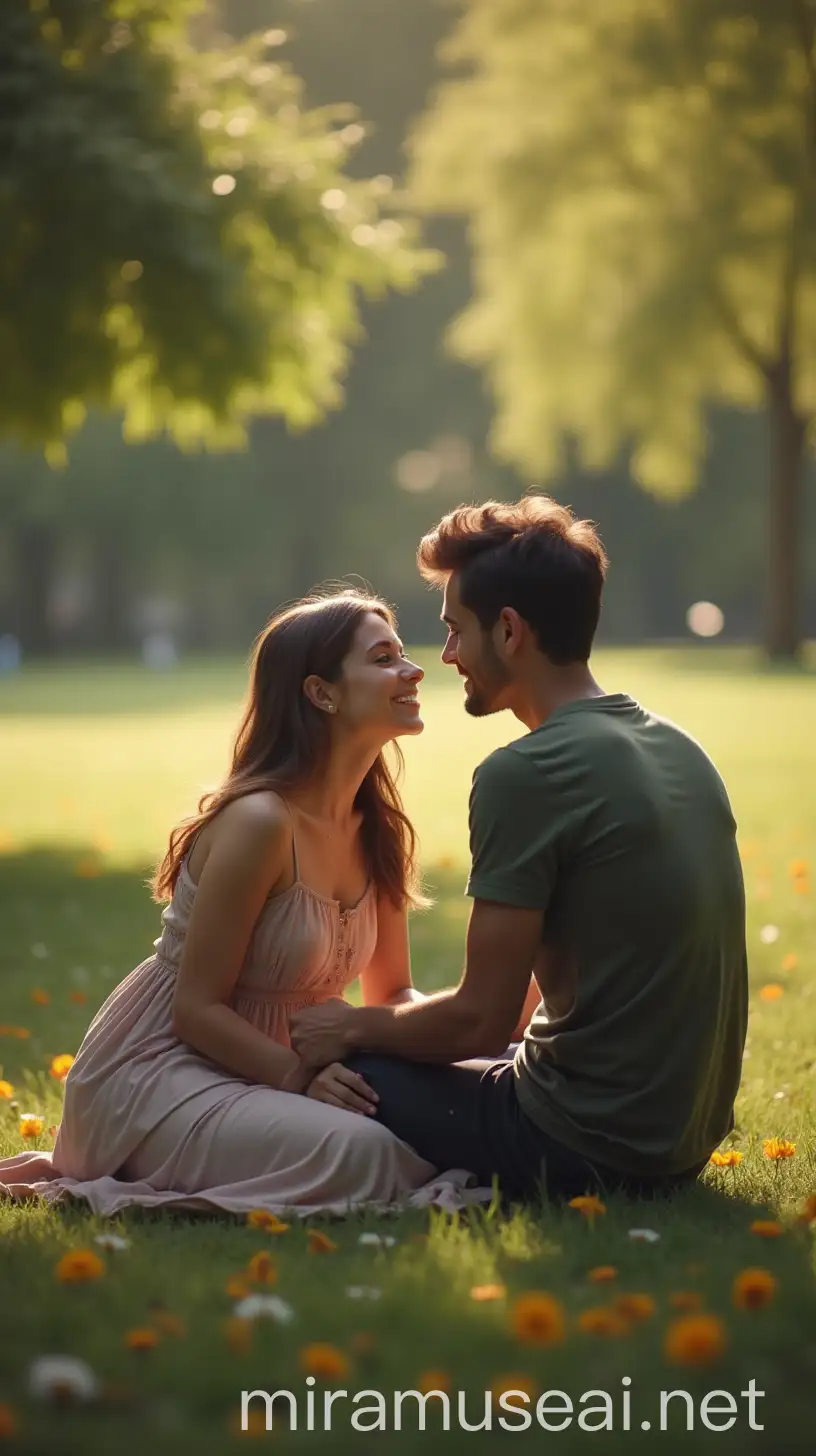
{"left": 709, "top": 1150, "right": 743, "bottom": 1167}
{"left": 55, "top": 1250, "right": 105, "bottom": 1284}
{"left": 470, "top": 1283, "right": 506, "bottom": 1302}
{"left": 246, "top": 1210, "right": 290, "bottom": 1234}
{"left": 789, "top": 859, "right": 810, "bottom": 880}
{"left": 750, "top": 1220, "right": 784, "bottom": 1239}
{"left": 416, "top": 1370, "right": 451, "bottom": 1395}
{"left": 20, "top": 1114, "right": 44, "bottom": 1138}
{"left": 50, "top": 1054, "right": 75, "bottom": 1081}
{"left": 298, "top": 1344, "right": 349, "bottom": 1380}
{"left": 31, "top": 989, "right": 50, "bottom": 1006}
{"left": 763, "top": 1138, "right": 796, "bottom": 1160}
{"left": 69, "top": 991, "right": 88, "bottom": 1005}
{"left": 124, "top": 1328, "right": 159, "bottom": 1351}
{"left": 781, "top": 953, "right": 798, "bottom": 972}
{"left": 587, "top": 1266, "right": 618, "bottom": 1283}
{"left": 306, "top": 1229, "right": 338, "bottom": 1255}
{"left": 664, "top": 1314, "right": 727, "bottom": 1365}
{"left": 490, "top": 1373, "right": 537, "bottom": 1403}
{"left": 577, "top": 1306, "right": 630, "bottom": 1337}
{"left": 669, "top": 1291, "right": 703, "bottom": 1312}
{"left": 732, "top": 1268, "right": 778, "bottom": 1311}
{"left": 0, "top": 1081, "right": 13, "bottom": 1099}
{"left": 759, "top": 984, "right": 784, "bottom": 1002}
{"left": 0, "top": 1403, "right": 17, "bottom": 1438}
{"left": 245, "top": 1252, "right": 277, "bottom": 1285}
{"left": 613, "top": 1293, "right": 656, "bottom": 1324}
{"left": 510, "top": 1292, "right": 566, "bottom": 1346}
{"left": 568, "top": 1195, "right": 606, "bottom": 1219}
{"left": 11, "top": 1028, "right": 30, "bottom": 1040}
{"left": 797, "top": 1193, "right": 816, "bottom": 1225}
{"left": 224, "top": 1317, "right": 254, "bottom": 1353}
{"left": 225, "top": 1275, "right": 251, "bottom": 1299}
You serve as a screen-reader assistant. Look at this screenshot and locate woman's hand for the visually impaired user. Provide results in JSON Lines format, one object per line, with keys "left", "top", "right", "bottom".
{"left": 304, "top": 1063, "right": 379, "bottom": 1117}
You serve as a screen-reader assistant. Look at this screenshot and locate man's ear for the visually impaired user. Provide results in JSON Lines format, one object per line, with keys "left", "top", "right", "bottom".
{"left": 496, "top": 607, "right": 525, "bottom": 656}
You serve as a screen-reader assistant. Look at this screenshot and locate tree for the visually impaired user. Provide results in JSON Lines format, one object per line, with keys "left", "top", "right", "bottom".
{"left": 0, "top": 0, "right": 434, "bottom": 456}
{"left": 411, "top": 0, "right": 816, "bottom": 658}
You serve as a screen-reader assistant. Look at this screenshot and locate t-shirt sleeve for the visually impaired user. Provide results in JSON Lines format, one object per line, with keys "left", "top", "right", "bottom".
{"left": 465, "top": 746, "right": 559, "bottom": 909}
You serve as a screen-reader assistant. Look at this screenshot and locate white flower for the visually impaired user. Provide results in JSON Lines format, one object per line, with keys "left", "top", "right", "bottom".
{"left": 345, "top": 1286, "right": 382, "bottom": 1300}
{"left": 27, "top": 1355, "right": 100, "bottom": 1404}
{"left": 628, "top": 1228, "right": 661, "bottom": 1243}
{"left": 93, "top": 1234, "right": 131, "bottom": 1252}
{"left": 759, "top": 924, "right": 780, "bottom": 945}
{"left": 232, "top": 1295, "right": 294, "bottom": 1324}
{"left": 357, "top": 1233, "right": 396, "bottom": 1249}
{"left": 31, "top": 943, "right": 49, "bottom": 959}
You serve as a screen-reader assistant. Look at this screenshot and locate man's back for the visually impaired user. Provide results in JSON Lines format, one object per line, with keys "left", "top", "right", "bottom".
{"left": 466, "top": 693, "right": 748, "bottom": 1176}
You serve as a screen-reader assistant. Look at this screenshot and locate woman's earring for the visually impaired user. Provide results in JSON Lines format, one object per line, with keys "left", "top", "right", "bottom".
{"left": 325, "top": 704, "right": 337, "bottom": 714}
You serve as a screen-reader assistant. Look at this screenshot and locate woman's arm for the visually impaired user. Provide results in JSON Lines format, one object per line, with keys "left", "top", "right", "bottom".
{"left": 357, "top": 894, "right": 427, "bottom": 1008}
{"left": 170, "top": 795, "right": 310, "bottom": 1093}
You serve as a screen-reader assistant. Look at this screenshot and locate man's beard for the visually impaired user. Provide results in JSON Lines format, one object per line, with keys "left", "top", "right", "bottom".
{"left": 463, "top": 644, "right": 509, "bottom": 717}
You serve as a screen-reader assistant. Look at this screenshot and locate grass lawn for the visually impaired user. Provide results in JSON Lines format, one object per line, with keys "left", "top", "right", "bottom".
{"left": 0, "top": 647, "right": 814, "bottom": 1453}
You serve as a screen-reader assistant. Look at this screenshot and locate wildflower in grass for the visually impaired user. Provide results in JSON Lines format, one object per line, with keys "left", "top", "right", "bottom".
{"left": 50, "top": 1055, "right": 75, "bottom": 1080}
{"left": 246, "top": 1209, "right": 290, "bottom": 1234}
{"left": 0, "top": 1081, "right": 13, "bottom": 1099}
{"left": 789, "top": 858, "right": 810, "bottom": 880}
{"left": 298, "top": 1344, "right": 349, "bottom": 1380}
{"left": 31, "top": 989, "right": 50, "bottom": 1006}
{"left": 307, "top": 1229, "right": 338, "bottom": 1254}
{"left": 232, "top": 1295, "right": 294, "bottom": 1324}
{"left": 613, "top": 1293, "right": 656, "bottom": 1323}
{"left": 750, "top": 1220, "right": 784, "bottom": 1239}
{"left": 124, "top": 1328, "right": 159, "bottom": 1352}
{"left": 55, "top": 1250, "right": 105, "bottom": 1284}
{"left": 69, "top": 991, "right": 88, "bottom": 1005}
{"left": 93, "top": 1234, "right": 131, "bottom": 1252}
{"left": 26, "top": 1355, "right": 100, "bottom": 1404}
{"left": 246, "top": 1251, "right": 277, "bottom": 1285}
{"left": 797, "top": 1193, "right": 816, "bottom": 1225}
{"left": 568, "top": 1195, "right": 606, "bottom": 1220}
{"left": 19, "top": 1113, "right": 43, "bottom": 1138}
{"left": 763, "top": 1138, "right": 796, "bottom": 1160}
{"left": 664, "top": 1314, "right": 727, "bottom": 1365}
{"left": 149, "top": 1308, "right": 187, "bottom": 1339}
{"left": 490, "top": 1373, "right": 538, "bottom": 1403}
{"left": 345, "top": 1286, "right": 382, "bottom": 1300}
{"left": 358, "top": 1232, "right": 396, "bottom": 1249}
{"left": 669, "top": 1292, "right": 703, "bottom": 1312}
{"left": 510, "top": 1292, "right": 566, "bottom": 1346}
{"left": 759, "top": 984, "right": 784, "bottom": 1002}
{"left": 11, "top": 1028, "right": 30, "bottom": 1040}
{"left": 781, "top": 953, "right": 798, "bottom": 972}
{"left": 416, "top": 1370, "right": 451, "bottom": 1395}
{"left": 226, "top": 1275, "right": 251, "bottom": 1299}
{"left": 470, "top": 1282, "right": 506, "bottom": 1302}
{"left": 224, "top": 1317, "right": 254, "bottom": 1353}
{"left": 732, "top": 1268, "right": 778, "bottom": 1311}
{"left": 577, "top": 1307, "right": 630, "bottom": 1337}
{"left": 628, "top": 1227, "right": 660, "bottom": 1242}
{"left": 709, "top": 1150, "right": 743, "bottom": 1167}
{"left": 587, "top": 1266, "right": 618, "bottom": 1283}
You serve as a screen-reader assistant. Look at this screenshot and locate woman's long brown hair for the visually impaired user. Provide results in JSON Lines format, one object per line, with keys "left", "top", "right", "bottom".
{"left": 151, "top": 589, "right": 424, "bottom": 909}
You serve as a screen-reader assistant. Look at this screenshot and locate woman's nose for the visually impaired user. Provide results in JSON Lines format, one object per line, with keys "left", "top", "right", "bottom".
{"left": 402, "top": 660, "right": 424, "bottom": 684}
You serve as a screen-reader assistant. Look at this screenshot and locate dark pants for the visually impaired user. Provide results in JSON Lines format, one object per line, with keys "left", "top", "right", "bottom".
{"left": 345, "top": 1053, "right": 706, "bottom": 1204}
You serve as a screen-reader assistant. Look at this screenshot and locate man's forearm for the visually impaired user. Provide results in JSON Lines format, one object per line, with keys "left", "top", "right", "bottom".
{"left": 343, "top": 989, "right": 495, "bottom": 1062}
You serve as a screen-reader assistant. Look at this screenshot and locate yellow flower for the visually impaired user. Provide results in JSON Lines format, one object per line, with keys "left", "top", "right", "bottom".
{"left": 20, "top": 1114, "right": 44, "bottom": 1138}
{"left": 31, "top": 989, "right": 50, "bottom": 1006}
{"left": 762, "top": 1138, "right": 796, "bottom": 1160}
{"left": 224, "top": 1317, "right": 254, "bottom": 1353}
{"left": 0, "top": 1403, "right": 18, "bottom": 1439}
{"left": 470, "top": 1283, "right": 506, "bottom": 1302}
{"left": 732, "top": 1268, "right": 778, "bottom": 1311}
{"left": 709, "top": 1150, "right": 743, "bottom": 1167}
{"left": 306, "top": 1229, "right": 338, "bottom": 1254}
{"left": 664, "top": 1314, "right": 728, "bottom": 1365}
{"left": 55, "top": 1250, "right": 105, "bottom": 1284}
{"left": 124, "top": 1328, "right": 159, "bottom": 1351}
{"left": 298, "top": 1343, "right": 350, "bottom": 1380}
{"left": 587, "top": 1266, "right": 618, "bottom": 1283}
{"left": 613, "top": 1293, "right": 657, "bottom": 1324}
{"left": 759, "top": 984, "right": 784, "bottom": 1002}
{"left": 50, "top": 1054, "right": 75, "bottom": 1081}
{"left": 0, "top": 1081, "right": 13, "bottom": 1099}
{"left": 416, "top": 1370, "right": 451, "bottom": 1395}
{"left": 510, "top": 1292, "right": 566, "bottom": 1346}
{"left": 750, "top": 1220, "right": 784, "bottom": 1239}
{"left": 568, "top": 1195, "right": 606, "bottom": 1219}
{"left": 490, "top": 1373, "right": 538, "bottom": 1403}
{"left": 246, "top": 1210, "right": 290, "bottom": 1234}
{"left": 245, "top": 1252, "right": 277, "bottom": 1285}
{"left": 669, "top": 1291, "right": 703, "bottom": 1312}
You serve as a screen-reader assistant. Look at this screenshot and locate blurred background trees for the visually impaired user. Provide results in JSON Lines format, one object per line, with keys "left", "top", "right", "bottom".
{"left": 0, "top": 0, "right": 814, "bottom": 658}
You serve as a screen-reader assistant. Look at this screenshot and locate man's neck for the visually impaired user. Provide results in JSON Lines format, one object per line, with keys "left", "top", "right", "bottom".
{"left": 511, "top": 663, "right": 606, "bottom": 732}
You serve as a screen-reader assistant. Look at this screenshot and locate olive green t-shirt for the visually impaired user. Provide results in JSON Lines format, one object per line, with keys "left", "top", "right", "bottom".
{"left": 466, "top": 694, "right": 748, "bottom": 1177}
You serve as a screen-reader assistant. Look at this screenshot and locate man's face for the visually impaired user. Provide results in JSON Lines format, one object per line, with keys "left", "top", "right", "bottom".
{"left": 440, "top": 574, "right": 510, "bottom": 717}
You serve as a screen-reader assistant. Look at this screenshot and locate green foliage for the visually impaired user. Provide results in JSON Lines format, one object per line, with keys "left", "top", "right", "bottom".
{"left": 0, "top": 0, "right": 435, "bottom": 452}
{"left": 411, "top": 0, "right": 816, "bottom": 496}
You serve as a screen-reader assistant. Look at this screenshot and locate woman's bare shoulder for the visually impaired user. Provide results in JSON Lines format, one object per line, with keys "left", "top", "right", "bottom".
{"left": 191, "top": 790, "right": 293, "bottom": 879}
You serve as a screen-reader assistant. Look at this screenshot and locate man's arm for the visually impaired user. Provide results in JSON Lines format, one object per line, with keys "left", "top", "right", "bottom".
{"left": 290, "top": 899, "right": 543, "bottom": 1066}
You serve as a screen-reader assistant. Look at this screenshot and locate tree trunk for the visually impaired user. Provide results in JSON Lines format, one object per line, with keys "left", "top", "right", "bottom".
{"left": 12, "top": 520, "right": 59, "bottom": 656}
{"left": 766, "top": 365, "right": 806, "bottom": 661}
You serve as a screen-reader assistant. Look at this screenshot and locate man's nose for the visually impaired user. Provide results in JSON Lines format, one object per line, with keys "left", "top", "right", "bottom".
{"left": 441, "top": 636, "right": 457, "bottom": 665}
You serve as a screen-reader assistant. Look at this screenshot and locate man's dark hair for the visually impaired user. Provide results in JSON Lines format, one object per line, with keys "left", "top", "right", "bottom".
{"left": 417, "top": 494, "right": 608, "bottom": 664}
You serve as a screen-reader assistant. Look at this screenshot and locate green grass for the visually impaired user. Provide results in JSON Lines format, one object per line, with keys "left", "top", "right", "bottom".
{"left": 0, "top": 648, "right": 814, "bottom": 1454}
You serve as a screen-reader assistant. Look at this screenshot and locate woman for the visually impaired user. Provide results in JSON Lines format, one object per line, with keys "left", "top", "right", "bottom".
{"left": 0, "top": 589, "right": 444, "bottom": 1216}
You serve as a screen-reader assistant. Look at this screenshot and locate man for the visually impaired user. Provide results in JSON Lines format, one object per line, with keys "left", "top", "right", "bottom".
{"left": 290, "top": 496, "right": 748, "bottom": 1202}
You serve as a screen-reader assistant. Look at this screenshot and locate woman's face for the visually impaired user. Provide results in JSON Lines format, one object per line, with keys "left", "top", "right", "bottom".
{"left": 334, "top": 612, "right": 425, "bottom": 740}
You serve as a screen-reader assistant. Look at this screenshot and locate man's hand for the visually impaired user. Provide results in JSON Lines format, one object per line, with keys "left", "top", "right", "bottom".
{"left": 290, "top": 999, "right": 358, "bottom": 1068}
